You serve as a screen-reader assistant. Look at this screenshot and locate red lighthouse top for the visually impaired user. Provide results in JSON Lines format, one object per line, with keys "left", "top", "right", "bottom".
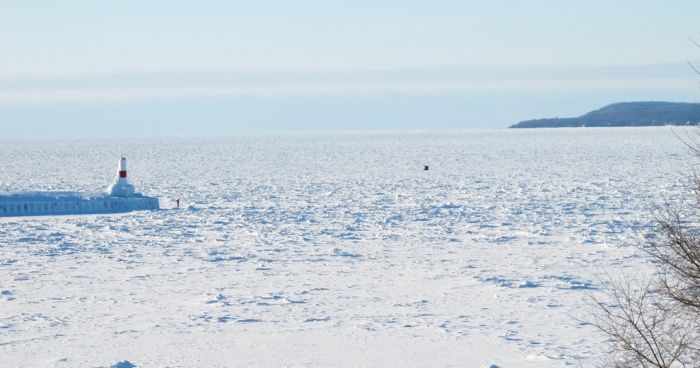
{"left": 119, "top": 157, "right": 127, "bottom": 178}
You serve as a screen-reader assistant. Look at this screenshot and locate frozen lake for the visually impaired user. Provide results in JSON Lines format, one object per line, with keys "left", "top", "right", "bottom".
{"left": 0, "top": 127, "right": 695, "bottom": 367}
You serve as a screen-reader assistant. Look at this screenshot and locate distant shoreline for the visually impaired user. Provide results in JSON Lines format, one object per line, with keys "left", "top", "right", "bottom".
{"left": 510, "top": 101, "right": 700, "bottom": 128}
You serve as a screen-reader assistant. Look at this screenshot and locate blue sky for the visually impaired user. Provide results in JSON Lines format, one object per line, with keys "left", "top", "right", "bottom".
{"left": 1, "top": 0, "right": 700, "bottom": 137}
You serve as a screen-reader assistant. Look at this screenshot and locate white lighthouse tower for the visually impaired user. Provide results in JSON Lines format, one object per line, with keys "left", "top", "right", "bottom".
{"left": 108, "top": 157, "right": 136, "bottom": 197}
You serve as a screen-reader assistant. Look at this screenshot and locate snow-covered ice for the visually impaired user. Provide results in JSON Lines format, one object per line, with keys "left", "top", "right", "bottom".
{"left": 0, "top": 128, "right": 693, "bottom": 367}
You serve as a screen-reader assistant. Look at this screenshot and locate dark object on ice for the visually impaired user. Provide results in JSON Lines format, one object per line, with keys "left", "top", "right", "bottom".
{"left": 176, "top": 198, "right": 180, "bottom": 208}
{"left": 424, "top": 165, "right": 429, "bottom": 171}
{"left": 510, "top": 101, "right": 700, "bottom": 128}
{"left": 111, "top": 361, "right": 136, "bottom": 368}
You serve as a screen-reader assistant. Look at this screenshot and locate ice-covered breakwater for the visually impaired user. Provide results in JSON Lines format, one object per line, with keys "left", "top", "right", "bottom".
{"left": 0, "top": 157, "right": 159, "bottom": 217}
{"left": 0, "top": 191, "right": 159, "bottom": 217}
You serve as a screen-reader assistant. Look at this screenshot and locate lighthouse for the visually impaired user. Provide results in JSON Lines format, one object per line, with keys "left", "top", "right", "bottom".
{"left": 0, "top": 156, "right": 158, "bottom": 217}
{"left": 108, "top": 157, "right": 136, "bottom": 198}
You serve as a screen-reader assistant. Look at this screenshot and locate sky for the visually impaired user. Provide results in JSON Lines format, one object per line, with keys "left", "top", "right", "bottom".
{"left": 1, "top": 0, "right": 700, "bottom": 138}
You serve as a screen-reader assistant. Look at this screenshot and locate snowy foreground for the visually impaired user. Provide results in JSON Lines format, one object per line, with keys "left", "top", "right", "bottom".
{"left": 0, "top": 128, "right": 694, "bottom": 367}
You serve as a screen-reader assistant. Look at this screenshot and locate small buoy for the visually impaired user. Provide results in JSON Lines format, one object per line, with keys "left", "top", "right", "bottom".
{"left": 424, "top": 165, "right": 429, "bottom": 171}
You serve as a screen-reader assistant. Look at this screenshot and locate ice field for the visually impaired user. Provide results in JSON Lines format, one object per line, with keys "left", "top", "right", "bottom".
{"left": 0, "top": 127, "right": 695, "bottom": 367}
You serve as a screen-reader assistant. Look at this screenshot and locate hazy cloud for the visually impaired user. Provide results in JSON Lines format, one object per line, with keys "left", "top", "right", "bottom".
{"left": 0, "top": 64, "right": 695, "bottom": 104}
